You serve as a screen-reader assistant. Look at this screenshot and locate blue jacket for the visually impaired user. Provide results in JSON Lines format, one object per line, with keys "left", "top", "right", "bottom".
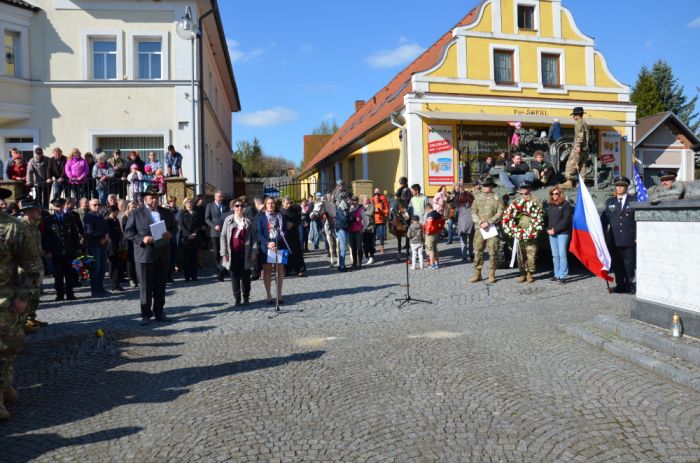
{"left": 256, "top": 211, "right": 285, "bottom": 250}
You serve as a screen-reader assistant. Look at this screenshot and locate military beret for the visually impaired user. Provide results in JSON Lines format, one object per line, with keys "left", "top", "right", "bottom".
{"left": 614, "top": 176, "right": 631, "bottom": 187}
{"left": 659, "top": 170, "right": 677, "bottom": 181}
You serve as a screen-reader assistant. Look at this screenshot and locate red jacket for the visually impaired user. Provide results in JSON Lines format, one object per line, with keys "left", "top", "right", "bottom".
{"left": 7, "top": 161, "right": 27, "bottom": 182}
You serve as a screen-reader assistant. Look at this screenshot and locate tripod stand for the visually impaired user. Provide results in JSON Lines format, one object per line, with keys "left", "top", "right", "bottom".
{"left": 393, "top": 213, "right": 431, "bottom": 309}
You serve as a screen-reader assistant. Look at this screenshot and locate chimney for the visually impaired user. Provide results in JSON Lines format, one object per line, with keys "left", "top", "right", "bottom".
{"left": 355, "top": 100, "right": 365, "bottom": 112}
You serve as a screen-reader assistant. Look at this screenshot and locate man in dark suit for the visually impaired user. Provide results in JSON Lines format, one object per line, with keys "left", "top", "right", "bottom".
{"left": 43, "top": 198, "right": 83, "bottom": 301}
{"left": 124, "top": 187, "right": 178, "bottom": 325}
{"left": 205, "top": 190, "right": 228, "bottom": 281}
{"left": 601, "top": 176, "right": 637, "bottom": 294}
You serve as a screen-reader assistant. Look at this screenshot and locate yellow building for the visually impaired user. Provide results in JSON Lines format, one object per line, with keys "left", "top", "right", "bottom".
{"left": 300, "top": 0, "right": 636, "bottom": 196}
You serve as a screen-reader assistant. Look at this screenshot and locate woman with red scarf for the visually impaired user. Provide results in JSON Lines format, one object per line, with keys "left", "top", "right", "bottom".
{"left": 6, "top": 149, "right": 29, "bottom": 196}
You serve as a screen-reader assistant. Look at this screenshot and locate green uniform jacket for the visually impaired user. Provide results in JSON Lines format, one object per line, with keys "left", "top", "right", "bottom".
{"left": 574, "top": 119, "right": 589, "bottom": 152}
{"left": 0, "top": 212, "right": 43, "bottom": 308}
{"left": 471, "top": 191, "right": 504, "bottom": 226}
{"left": 649, "top": 182, "right": 685, "bottom": 204}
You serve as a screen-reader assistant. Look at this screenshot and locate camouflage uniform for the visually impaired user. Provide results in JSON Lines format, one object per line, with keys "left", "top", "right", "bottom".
{"left": 0, "top": 210, "right": 43, "bottom": 407}
{"left": 20, "top": 216, "right": 44, "bottom": 323}
{"left": 471, "top": 190, "right": 504, "bottom": 273}
{"left": 564, "top": 118, "right": 589, "bottom": 181}
{"left": 515, "top": 194, "right": 542, "bottom": 276}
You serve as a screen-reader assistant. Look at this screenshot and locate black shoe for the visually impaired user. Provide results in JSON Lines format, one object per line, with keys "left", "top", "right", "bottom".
{"left": 140, "top": 318, "right": 151, "bottom": 326}
{"left": 550, "top": 277, "right": 558, "bottom": 282}
{"left": 243, "top": 297, "right": 250, "bottom": 306}
{"left": 338, "top": 266, "right": 347, "bottom": 272}
{"left": 558, "top": 278, "right": 567, "bottom": 285}
{"left": 155, "top": 316, "right": 172, "bottom": 323}
{"left": 54, "top": 295, "right": 65, "bottom": 302}
{"left": 111, "top": 286, "right": 125, "bottom": 292}
{"left": 217, "top": 274, "right": 224, "bottom": 282}
{"left": 234, "top": 299, "right": 242, "bottom": 307}
{"left": 612, "top": 285, "right": 629, "bottom": 294}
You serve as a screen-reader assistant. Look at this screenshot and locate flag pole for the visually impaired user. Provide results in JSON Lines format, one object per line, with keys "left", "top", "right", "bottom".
{"left": 606, "top": 280, "right": 612, "bottom": 294}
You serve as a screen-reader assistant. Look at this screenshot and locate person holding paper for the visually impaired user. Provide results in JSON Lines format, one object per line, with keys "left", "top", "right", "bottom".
{"left": 220, "top": 199, "right": 258, "bottom": 307}
{"left": 470, "top": 177, "right": 504, "bottom": 284}
{"left": 256, "top": 197, "right": 286, "bottom": 304}
{"left": 124, "top": 187, "right": 177, "bottom": 325}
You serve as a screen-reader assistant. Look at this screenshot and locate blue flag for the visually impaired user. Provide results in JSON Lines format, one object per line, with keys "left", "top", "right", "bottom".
{"left": 633, "top": 165, "right": 649, "bottom": 203}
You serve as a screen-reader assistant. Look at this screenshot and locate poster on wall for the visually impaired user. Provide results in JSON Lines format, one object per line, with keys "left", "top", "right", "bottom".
{"left": 427, "top": 125, "right": 455, "bottom": 185}
{"left": 600, "top": 131, "right": 622, "bottom": 178}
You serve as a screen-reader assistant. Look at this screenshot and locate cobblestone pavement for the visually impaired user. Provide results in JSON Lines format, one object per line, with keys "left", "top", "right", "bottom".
{"left": 2, "top": 241, "right": 700, "bottom": 462}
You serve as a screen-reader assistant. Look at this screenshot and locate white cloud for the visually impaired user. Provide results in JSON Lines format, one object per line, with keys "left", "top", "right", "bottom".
{"left": 366, "top": 41, "right": 425, "bottom": 68}
{"left": 645, "top": 39, "right": 654, "bottom": 48}
{"left": 226, "top": 39, "right": 264, "bottom": 64}
{"left": 323, "top": 112, "right": 336, "bottom": 121}
{"left": 688, "top": 17, "right": 700, "bottom": 28}
{"left": 237, "top": 107, "right": 299, "bottom": 127}
{"left": 300, "top": 44, "right": 315, "bottom": 54}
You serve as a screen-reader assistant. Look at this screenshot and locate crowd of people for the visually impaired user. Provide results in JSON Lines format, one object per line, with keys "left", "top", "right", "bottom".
{"left": 0, "top": 145, "right": 184, "bottom": 209}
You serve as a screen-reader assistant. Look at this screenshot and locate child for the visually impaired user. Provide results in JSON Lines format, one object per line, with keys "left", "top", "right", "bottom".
{"left": 126, "top": 164, "right": 144, "bottom": 200}
{"left": 530, "top": 150, "right": 553, "bottom": 187}
{"left": 142, "top": 165, "right": 154, "bottom": 191}
{"left": 152, "top": 168, "right": 165, "bottom": 193}
{"left": 423, "top": 204, "right": 444, "bottom": 269}
{"left": 406, "top": 215, "right": 424, "bottom": 270}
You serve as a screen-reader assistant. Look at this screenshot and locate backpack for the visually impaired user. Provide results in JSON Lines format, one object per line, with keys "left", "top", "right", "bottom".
{"left": 423, "top": 216, "right": 446, "bottom": 235}
{"left": 335, "top": 207, "right": 352, "bottom": 231}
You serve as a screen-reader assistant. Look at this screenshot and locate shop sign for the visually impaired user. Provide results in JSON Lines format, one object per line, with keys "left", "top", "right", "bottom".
{"left": 427, "top": 124, "right": 454, "bottom": 185}
{"left": 600, "top": 131, "right": 622, "bottom": 177}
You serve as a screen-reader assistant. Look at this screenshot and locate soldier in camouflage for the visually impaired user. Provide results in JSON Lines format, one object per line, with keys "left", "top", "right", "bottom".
{"left": 513, "top": 181, "right": 541, "bottom": 283}
{"left": 560, "top": 107, "right": 589, "bottom": 190}
{"left": 470, "top": 177, "right": 504, "bottom": 284}
{"left": 648, "top": 170, "right": 685, "bottom": 205}
{"left": 19, "top": 199, "right": 47, "bottom": 332}
{"left": 0, "top": 187, "right": 43, "bottom": 421}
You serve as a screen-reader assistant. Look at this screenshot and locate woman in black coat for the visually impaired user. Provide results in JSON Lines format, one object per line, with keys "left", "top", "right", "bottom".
{"left": 280, "top": 197, "right": 306, "bottom": 277}
{"left": 546, "top": 186, "right": 573, "bottom": 283}
{"left": 106, "top": 206, "right": 125, "bottom": 291}
{"left": 178, "top": 197, "right": 201, "bottom": 281}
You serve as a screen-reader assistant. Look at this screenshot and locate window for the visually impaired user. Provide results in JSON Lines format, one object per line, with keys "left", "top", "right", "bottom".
{"left": 541, "top": 54, "right": 560, "bottom": 88}
{"left": 517, "top": 5, "right": 535, "bottom": 29}
{"left": 96, "top": 136, "right": 165, "bottom": 160}
{"left": 93, "top": 40, "right": 117, "bottom": 79}
{"left": 4, "top": 31, "right": 19, "bottom": 77}
{"left": 493, "top": 50, "right": 514, "bottom": 85}
{"left": 137, "top": 41, "right": 161, "bottom": 79}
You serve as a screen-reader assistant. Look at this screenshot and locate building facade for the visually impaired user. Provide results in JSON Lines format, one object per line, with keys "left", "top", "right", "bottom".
{"left": 301, "top": 0, "right": 637, "bottom": 196}
{"left": 0, "top": 0, "right": 240, "bottom": 196}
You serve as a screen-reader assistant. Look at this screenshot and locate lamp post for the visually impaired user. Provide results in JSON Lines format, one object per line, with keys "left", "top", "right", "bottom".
{"left": 176, "top": 6, "right": 199, "bottom": 193}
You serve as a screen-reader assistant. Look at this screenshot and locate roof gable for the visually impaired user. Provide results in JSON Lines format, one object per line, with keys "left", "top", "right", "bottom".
{"left": 637, "top": 112, "right": 699, "bottom": 146}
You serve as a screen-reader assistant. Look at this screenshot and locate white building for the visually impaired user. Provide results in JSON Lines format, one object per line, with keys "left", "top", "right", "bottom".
{"left": 0, "top": 0, "right": 241, "bottom": 195}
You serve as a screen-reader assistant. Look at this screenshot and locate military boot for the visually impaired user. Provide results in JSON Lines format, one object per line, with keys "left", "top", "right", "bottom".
{"left": 470, "top": 269, "right": 482, "bottom": 283}
{"left": 0, "top": 396, "right": 9, "bottom": 421}
{"left": 517, "top": 272, "right": 527, "bottom": 283}
{"left": 527, "top": 272, "right": 534, "bottom": 283}
{"left": 559, "top": 180, "right": 574, "bottom": 190}
{"left": 488, "top": 269, "right": 496, "bottom": 283}
{"left": 3, "top": 386, "right": 18, "bottom": 402}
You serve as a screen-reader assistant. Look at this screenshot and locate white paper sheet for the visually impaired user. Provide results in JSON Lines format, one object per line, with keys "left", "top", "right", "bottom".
{"left": 479, "top": 224, "right": 498, "bottom": 240}
{"left": 149, "top": 220, "right": 166, "bottom": 241}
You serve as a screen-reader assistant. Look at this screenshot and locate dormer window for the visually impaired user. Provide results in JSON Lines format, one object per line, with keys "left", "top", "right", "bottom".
{"left": 517, "top": 5, "right": 535, "bottom": 30}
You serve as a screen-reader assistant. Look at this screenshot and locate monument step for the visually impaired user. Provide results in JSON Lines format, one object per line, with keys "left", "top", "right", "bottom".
{"left": 562, "top": 322, "right": 700, "bottom": 393}
{"left": 592, "top": 314, "right": 700, "bottom": 368}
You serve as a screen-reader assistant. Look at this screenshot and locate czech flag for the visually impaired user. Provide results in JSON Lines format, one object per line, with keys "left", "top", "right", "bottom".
{"left": 569, "top": 174, "right": 614, "bottom": 281}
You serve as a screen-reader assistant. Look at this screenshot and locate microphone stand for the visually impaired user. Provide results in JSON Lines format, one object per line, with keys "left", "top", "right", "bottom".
{"left": 394, "top": 211, "right": 431, "bottom": 309}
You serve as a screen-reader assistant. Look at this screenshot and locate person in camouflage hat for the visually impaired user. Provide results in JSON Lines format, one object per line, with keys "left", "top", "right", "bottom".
{"left": 0, "top": 187, "right": 43, "bottom": 421}
{"left": 470, "top": 177, "right": 504, "bottom": 284}
{"left": 560, "top": 107, "right": 589, "bottom": 190}
{"left": 513, "top": 181, "right": 541, "bottom": 283}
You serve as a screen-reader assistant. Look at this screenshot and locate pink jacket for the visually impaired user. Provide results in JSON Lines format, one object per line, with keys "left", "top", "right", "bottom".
{"left": 65, "top": 157, "right": 89, "bottom": 184}
{"left": 349, "top": 206, "right": 364, "bottom": 233}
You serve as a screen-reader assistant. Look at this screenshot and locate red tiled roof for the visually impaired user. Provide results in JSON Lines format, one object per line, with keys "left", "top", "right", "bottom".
{"left": 302, "top": 1, "right": 485, "bottom": 176}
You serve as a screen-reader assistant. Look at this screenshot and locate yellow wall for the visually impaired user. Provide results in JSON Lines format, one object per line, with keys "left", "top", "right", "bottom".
{"left": 427, "top": 43, "right": 458, "bottom": 78}
{"left": 472, "top": 3, "right": 493, "bottom": 33}
{"left": 349, "top": 129, "right": 403, "bottom": 194}
{"left": 539, "top": 1, "right": 554, "bottom": 37}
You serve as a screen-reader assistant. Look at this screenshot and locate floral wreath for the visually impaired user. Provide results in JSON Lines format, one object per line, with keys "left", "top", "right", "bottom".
{"left": 502, "top": 198, "right": 544, "bottom": 241}
{"left": 71, "top": 255, "right": 95, "bottom": 282}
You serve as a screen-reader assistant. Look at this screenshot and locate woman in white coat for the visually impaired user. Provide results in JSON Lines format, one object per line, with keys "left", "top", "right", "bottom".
{"left": 220, "top": 199, "right": 258, "bottom": 306}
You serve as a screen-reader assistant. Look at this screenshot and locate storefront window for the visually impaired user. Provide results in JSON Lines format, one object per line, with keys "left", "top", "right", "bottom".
{"left": 458, "top": 127, "right": 510, "bottom": 182}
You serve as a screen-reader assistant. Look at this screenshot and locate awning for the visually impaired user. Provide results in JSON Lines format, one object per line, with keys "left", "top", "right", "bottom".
{"left": 416, "top": 111, "right": 635, "bottom": 127}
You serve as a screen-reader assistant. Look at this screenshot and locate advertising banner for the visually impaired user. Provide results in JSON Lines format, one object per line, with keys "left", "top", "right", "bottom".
{"left": 600, "top": 131, "right": 622, "bottom": 178}
{"left": 427, "top": 125, "right": 454, "bottom": 185}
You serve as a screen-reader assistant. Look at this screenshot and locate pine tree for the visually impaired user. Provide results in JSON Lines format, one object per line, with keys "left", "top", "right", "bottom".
{"left": 631, "top": 66, "right": 664, "bottom": 119}
{"left": 651, "top": 61, "right": 699, "bottom": 131}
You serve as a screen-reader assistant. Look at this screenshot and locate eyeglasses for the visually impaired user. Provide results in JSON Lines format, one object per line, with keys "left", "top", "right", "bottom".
{"left": 550, "top": 193, "right": 561, "bottom": 196}
{"left": 89, "top": 203, "right": 100, "bottom": 206}
{"left": 233, "top": 204, "right": 243, "bottom": 208}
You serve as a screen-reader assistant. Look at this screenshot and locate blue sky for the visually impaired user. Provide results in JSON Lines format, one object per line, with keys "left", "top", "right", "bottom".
{"left": 219, "top": 0, "right": 700, "bottom": 165}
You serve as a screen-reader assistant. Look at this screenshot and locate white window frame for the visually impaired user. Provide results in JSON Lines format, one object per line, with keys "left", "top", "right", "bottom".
{"left": 0, "top": 128, "right": 40, "bottom": 160}
{"left": 86, "top": 128, "right": 171, "bottom": 155}
{"left": 0, "top": 23, "right": 29, "bottom": 79}
{"left": 82, "top": 30, "right": 123, "bottom": 81}
{"left": 514, "top": 0, "right": 540, "bottom": 34}
{"left": 489, "top": 44, "right": 521, "bottom": 92}
{"left": 537, "top": 47, "right": 567, "bottom": 94}
{"left": 126, "top": 31, "right": 169, "bottom": 81}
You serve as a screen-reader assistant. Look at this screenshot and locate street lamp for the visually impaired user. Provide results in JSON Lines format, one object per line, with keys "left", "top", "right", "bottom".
{"left": 176, "top": 6, "right": 200, "bottom": 193}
